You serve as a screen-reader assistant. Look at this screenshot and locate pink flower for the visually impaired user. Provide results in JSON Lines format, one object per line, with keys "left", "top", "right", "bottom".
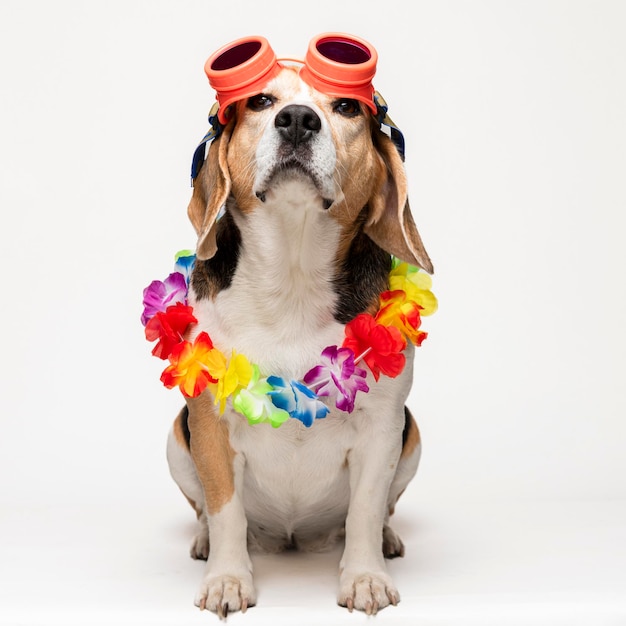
{"left": 303, "top": 346, "right": 369, "bottom": 413}
{"left": 141, "top": 272, "right": 187, "bottom": 326}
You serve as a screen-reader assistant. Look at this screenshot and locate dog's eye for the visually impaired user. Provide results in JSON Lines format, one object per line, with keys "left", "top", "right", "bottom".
{"left": 247, "top": 94, "right": 275, "bottom": 111}
{"left": 333, "top": 99, "right": 361, "bottom": 118}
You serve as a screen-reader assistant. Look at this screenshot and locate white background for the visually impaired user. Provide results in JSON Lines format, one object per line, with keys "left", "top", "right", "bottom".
{"left": 1, "top": 1, "right": 625, "bottom": 624}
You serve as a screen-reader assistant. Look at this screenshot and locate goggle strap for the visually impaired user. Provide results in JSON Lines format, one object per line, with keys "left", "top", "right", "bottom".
{"left": 191, "top": 103, "right": 223, "bottom": 185}
{"left": 191, "top": 94, "right": 406, "bottom": 183}
{"left": 375, "top": 92, "right": 406, "bottom": 161}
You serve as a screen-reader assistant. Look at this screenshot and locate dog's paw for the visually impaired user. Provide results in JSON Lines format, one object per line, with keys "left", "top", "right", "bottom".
{"left": 338, "top": 571, "right": 400, "bottom": 614}
{"left": 382, "top": 524, "right": 405, "bottom": 559}
{"left": 190, "top": 531, "right": 210, "bottom": 561}
{"left": 195, "top": 574, "right": 256, "bottom": 618}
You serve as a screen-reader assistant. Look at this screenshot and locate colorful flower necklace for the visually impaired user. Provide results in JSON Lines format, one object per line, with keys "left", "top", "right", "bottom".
{"left": 142, "top": 251, "right": 437, "bottom": 428}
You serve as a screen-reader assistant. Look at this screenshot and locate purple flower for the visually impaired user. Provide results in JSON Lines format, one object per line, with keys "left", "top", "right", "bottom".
{"left": 267, "top": 376, "right": 329, "bottom": 427}
{"left": 141, "top": 272, "right": 187, "bottom": 326}
{"left": 303, "top": 346, "right": 369, "bottom": 413}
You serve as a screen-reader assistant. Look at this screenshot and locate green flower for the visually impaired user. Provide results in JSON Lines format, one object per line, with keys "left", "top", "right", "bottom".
{"left": 232, "top": 366, "right": 290, "bottom": 428}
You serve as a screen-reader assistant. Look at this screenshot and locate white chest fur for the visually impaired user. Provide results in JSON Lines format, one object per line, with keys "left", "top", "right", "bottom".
{"left": 187, "top": 178, "right": 414, "bottom": 548}
{"left": 190, "top": 178, "right": 346, "bottom": 379}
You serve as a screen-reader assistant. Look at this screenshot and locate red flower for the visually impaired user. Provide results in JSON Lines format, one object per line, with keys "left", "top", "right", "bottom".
{"left": 342, "top": 313, "right": 407, "bottom": 381}
{"left": 145, "top": 303, "right": 197, "bottom": 360}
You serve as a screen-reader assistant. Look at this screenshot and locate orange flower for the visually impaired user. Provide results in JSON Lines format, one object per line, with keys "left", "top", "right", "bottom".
{"left": 375, "top": 290, "right": 428, "bottom": 346}
{"left": 160, "top": 332, "right": 217, "bottom": 398}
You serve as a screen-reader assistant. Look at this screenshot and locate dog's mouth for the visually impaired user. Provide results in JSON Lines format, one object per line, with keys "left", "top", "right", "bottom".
{"left": 255, "top": 158, "right": 334, "bottom": 210}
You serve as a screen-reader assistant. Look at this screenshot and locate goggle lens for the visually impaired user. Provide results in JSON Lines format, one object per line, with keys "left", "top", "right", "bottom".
{"left": 315, "top": 37, "right": 371, "bottom": 65}
{"left": 210, "top": 40, "right": 262, "bottom": 72}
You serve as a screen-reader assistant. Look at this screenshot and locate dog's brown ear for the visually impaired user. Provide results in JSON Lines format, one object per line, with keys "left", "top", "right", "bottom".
{"left": 365, "top": 132, "right": 434, "bottom": 274}
{"left": 187, "top": 126, "right": 232, "bottom": 260}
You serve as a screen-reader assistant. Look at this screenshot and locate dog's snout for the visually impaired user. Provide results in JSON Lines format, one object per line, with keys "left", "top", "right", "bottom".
{"left": 274, "top": 105, "right": 321, "bottom": 148}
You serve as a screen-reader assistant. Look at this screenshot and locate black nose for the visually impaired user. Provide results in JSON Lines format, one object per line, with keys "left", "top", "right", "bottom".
{"left": 274, "top": 105, "right": 321, "bottom": 148}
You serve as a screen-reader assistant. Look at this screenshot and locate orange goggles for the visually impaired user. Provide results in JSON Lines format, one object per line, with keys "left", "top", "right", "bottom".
{"left": 205, "top": 33, "right": 379, "bottom": 124}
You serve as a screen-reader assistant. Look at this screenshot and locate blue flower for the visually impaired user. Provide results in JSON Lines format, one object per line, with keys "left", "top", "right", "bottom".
{"left": 267, "top": 376, "right": 329, "bottom": 427}
{"left": 174, "top": 251, "right": 196, "bottom": 286}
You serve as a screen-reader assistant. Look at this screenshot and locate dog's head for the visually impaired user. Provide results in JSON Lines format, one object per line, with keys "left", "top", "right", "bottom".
{"left": 188, "top": 63, "right": 433, "bottom": 274}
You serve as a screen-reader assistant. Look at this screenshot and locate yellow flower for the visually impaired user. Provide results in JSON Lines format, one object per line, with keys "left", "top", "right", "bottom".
{"left": 209, "top": 350, "right": 254, "bottom": 413}
{"left": 389, "top": 260, "right": 438, "bottom": 316}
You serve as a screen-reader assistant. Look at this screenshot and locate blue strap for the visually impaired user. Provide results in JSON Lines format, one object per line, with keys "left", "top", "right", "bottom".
{"left": 374, "top": 91, "right": 406, "bottom": 161}
{"left": 190, "top": 102, "right": 223, "bottom": 184}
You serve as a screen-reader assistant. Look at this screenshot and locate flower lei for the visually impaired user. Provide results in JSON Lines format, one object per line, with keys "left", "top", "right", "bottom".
{"left": 142, "top": 251, "right": 437, "bottom": 428}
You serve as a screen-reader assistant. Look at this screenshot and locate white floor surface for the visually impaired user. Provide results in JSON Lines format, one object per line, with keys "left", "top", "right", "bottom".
{"left": 1, "top": 496, "right": 624, "bottom": 625}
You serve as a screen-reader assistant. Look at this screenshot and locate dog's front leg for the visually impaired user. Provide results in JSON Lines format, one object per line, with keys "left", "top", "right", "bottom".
{"left": 338, "top": 415, "right": 404, "bottom": 614}
{"left": 187, "top": 395, "right": 255, "bottom": 617}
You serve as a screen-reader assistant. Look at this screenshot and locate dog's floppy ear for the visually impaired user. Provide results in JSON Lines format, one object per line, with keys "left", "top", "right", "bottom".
{"left": 187, "top": 125, "right": 232, "bottom": 260}
{"left": 365, "top": 131, "right": 434, "bottom": 274}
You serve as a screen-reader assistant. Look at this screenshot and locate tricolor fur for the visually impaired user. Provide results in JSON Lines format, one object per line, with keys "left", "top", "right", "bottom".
{"left": 166, "top": 66, "right": 432, "bottom": 617}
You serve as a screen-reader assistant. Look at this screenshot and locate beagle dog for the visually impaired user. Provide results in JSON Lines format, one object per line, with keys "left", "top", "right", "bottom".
{"left": 165, "top": 53, "right": 433, "bottom": 618}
